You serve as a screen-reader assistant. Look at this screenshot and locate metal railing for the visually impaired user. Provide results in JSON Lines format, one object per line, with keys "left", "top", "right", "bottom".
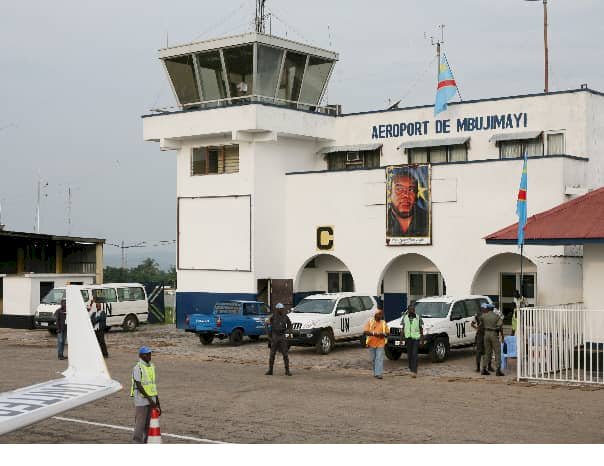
{"left": 150, "top": 94, "right": 340, "bottom": 116}
{"left": 517, "top": 306, "right": 604, "bottom": 385}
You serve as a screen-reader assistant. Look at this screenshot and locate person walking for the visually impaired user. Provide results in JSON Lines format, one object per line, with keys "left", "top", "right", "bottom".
{"left": 265, "top": 303, "right": 293, "bottom": 376}
{"left": 479, "top": 302, "right": 505, "bottom": 376}
{"left": 401, "top": 304, "right": 423, "bottom": 378}
{"left": 363, "top": 304, "right": 389, "bottom": 379}
{"left": 89, "top": 301, "right": 109, "bottom": 358}
{"left": 131, "top": 346, "right": 160, "bottom": 443}
{"left": 54, "top": 298, "right": 67, "bottom": 360}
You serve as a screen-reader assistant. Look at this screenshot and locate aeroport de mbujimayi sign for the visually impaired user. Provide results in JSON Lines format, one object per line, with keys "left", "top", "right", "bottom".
{"left": 386, "top": 164, "right": 431, "bottom": 246}
{"left": 371, "top": 112, "right": 528, "bottom": 139}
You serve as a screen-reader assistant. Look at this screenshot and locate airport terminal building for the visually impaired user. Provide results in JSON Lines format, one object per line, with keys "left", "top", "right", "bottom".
{"left": 143, "top": 32, "right": 604, "bottom": 325}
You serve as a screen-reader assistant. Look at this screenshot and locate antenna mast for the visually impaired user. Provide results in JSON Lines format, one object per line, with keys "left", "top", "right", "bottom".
{"left": 428, "top": 24, "right": 446, "bottom": 76}
{"left": 255, "top": 0, "right": 267, "bottom": 33}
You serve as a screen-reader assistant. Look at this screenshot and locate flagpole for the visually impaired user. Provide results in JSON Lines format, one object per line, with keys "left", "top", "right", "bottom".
{"left": 520, "top": 244, "right": 524, "bottom": 297}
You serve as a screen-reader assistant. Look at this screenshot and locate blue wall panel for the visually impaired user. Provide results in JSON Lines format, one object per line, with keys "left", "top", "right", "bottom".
{"left": 176, "top": 292, "right": 257, "bottom": 329}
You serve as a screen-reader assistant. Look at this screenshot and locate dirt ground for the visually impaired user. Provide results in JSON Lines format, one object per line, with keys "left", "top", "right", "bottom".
{"left": 1, "top": 324, "right": 603, "bottom": 443}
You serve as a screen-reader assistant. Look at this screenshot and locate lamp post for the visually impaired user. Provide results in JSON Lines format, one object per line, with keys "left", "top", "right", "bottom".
{"left": 525, "top": 0, "right": 549, "bottom": 93}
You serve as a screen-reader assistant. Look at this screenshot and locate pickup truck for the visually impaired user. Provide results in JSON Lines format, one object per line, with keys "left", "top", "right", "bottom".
{"left": 185, "top": 300, "right": 270, "bottom": 346}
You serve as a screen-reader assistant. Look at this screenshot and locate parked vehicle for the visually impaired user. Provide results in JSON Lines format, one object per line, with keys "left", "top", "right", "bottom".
{"left": 35, "top": 287, "right": 91, "bottom": 334}
{"left": 385, "top": 295, "right": 494, "bottom": 363}
{"left": 185, "top": 300, "right": 270, "bottom": 345}
{"left": 287, "top": 293, "right": 378, "bottom": 355}
{"left": 34, "top": 283, "right": 148, "bottom": 332}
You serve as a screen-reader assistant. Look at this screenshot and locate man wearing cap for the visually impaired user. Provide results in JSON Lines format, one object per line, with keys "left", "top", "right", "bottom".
{"left": 479, "top": 302, "right": 505, "bottom": 376}
{"left": 363, "top": 304, "right": 389, "bottom": 379}
{"left": 265, "top": 303, "right": 293, "bottom": 376}
{"left": 131, "top": 346, "right": 160, "bottom": 443}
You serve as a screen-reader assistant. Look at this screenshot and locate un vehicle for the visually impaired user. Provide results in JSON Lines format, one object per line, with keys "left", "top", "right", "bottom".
{"left": 385, "top": 295, "right": 494, "bottom": 362}
{"left": 287, "top": 293, "right": 377, "bottom": 355}
{"left": 185, "top": 300, "right": 269, "bottom": 345}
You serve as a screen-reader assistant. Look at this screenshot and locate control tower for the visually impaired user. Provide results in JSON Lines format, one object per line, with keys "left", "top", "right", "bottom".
{"left": 159, "top": 31, "right": 338, "bottom": 113}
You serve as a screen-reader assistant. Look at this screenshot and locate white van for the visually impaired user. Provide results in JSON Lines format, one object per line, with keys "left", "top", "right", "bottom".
{"left": 88, "top": 283, "right": 149, "bottom": 331}
{"left": 35, "top": 283, "right": 149, "bottom": 332}
{"left": 287, "top": 293, "right": 378, "bottom": 354}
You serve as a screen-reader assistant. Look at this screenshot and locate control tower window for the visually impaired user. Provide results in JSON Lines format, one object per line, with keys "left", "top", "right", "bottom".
{"left": 277, "top": 51, "right": 306, "bottom": 102}
{"left": 299, "top": 56, "right": 333, "bottom": 105}
{"left": 164, "top": 55, "right": 200, "bottom": 105}
{"left": 196, "top": 51, "right": 228, "bottom": 101}
{"left": 223, "top": 46, "right": 254, "bottom": 98}
{"left": 256, "top": 45, "right": 283, "bottom": 98}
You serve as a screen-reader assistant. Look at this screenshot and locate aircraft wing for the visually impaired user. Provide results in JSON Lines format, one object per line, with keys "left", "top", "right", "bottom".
{"left": 0, "top": 286, "right": 122, "bottom": 436}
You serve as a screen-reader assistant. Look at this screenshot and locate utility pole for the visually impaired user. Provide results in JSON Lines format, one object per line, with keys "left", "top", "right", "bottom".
{"left": 526, "top": 0, "right": 549, "bottom": 93}
{"left": 427, "top": 24, "right": 446, "bottom": 78}
{"left": 107, "top": 241, "right": 147, "bottom": 270}
{"left": 34, "top": 173, "right": 48, "bottom": 234}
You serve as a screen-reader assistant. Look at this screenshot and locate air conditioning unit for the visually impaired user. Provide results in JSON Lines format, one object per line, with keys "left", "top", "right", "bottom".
{"left": 346, "top": 151, "right": 362, "bottom": 163}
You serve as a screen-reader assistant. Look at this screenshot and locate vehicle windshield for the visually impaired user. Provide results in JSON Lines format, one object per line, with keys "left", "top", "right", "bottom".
{"left": 41, "top": 289, "right": 66, "bottom": 305}
{"left": 415, "top": 301, "right": 450, "bottom": 318}
{"left": 293, "top": 299, "right": 336, "bottom": 314}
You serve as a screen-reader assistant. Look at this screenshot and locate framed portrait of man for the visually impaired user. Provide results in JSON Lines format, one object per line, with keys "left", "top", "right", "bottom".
{"left": 386, "top": 164, "right": 431, "bottom": 245}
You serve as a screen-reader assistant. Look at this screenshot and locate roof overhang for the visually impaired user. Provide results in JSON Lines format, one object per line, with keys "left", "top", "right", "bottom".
{"left": 397, "top": 137, "right": 469, "bottom": 152}
{"left": 486, "top": 237, "right": 604, "bottom": 245}
{"left": 489, "top": 131, "right": 542, "bottom": 143}
{"left": 318, "top": 143, "right": 382, "bottom": 154}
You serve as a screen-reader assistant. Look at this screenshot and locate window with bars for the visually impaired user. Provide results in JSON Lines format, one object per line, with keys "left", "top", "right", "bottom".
{"left": 191, "top": 145, "right": 239, "bottom": 175}
{"left": 499, "top": 136, "right": 543, "bottom": 159}
{"left": 407, "top": 144, "right": 467, "bottom": 164}
{"left": 325, "top": 149, "right": 381, "bottom": 170}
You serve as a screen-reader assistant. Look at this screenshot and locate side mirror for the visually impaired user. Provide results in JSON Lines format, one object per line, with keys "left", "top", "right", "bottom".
{"left": 450, "top": 314, "right": 462, "bottom": 321}
{"left": 335, "top": 309, "right": 346, "bottom": 316}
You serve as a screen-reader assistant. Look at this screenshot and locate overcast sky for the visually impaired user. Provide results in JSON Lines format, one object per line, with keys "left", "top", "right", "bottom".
{"left": 1, "top": 0, "right": 602, "bottom": 268}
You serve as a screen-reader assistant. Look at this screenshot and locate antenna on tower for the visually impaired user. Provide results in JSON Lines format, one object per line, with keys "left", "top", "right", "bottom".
{"left": 255, "top": 0, "right": 267, "bottom": 33}
{"left": 425, "top": 24, "right": 446, "bottom": 74}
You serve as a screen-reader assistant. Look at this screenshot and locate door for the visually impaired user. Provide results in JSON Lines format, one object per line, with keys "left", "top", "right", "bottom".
{"left": 500, "top": 273, "right": 536, "bottom": 321}
{"left": 347, "top": 296, "right": 366, "bottom": 336}
{"left": 334, "top": 298, "right": 352, "bottom": 340}
{"left": 269, "top": 279, "right": 293, "bottom": 313}
{"left": 463, "top": 299, "right": 481, "bottom": 345}
{"left": 449, "top": 301, "right": 469, "bottom": 346}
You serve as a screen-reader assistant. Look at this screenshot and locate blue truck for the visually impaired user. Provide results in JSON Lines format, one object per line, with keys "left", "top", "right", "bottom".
{"left": 185, "top": 300, "right": 270, "bottom": 345}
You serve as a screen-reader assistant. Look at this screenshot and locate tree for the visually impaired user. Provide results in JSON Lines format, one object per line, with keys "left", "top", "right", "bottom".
{"left": 103, "top": 258, "right": 176, "bottom": 287}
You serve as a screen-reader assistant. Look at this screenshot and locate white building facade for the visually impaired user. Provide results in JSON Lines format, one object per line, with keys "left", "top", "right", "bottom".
{"left": 143, "top": 32, "right": 604, "bottom": 326}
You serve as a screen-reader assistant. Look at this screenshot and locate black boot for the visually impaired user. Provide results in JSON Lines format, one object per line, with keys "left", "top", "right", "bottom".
{"left": 285, "top": 369, "right": 292, "bottom": 376}
{"left": 496, "top": 370, "right": 505, "bottom": 376}
{"left": 265, "top": 367, "right": 273, "bottom": 375}
{"left": 481, "top": 369, "right": 490, "bottom": 375}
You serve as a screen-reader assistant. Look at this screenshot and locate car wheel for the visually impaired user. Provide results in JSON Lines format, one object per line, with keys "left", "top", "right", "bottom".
{"left": 229, "top": 328, "right": 244, "bottom": 346}
{"left": 122, "top": 314, "right": 138, "bottom": 332}
{"left": 249, "top": 335, "right": 260, "bottom": 341}
{"left": 199, "top": 334, "right": 214, "bottom": 345}
{"left": 430, "top": 337, "right": 450, "bottom": 363}
{"left": 385, "top": 346, "right": 403, "bottom": 360}
{"left": 315, "top": 330, "right": 334, "bottom": 355}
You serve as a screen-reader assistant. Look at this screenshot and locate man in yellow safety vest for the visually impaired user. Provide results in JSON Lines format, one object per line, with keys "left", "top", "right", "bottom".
{"left": 131, "top": 346, "right": 160, "bottom": 443}
{"left": 363, "top": 304, "right": 389, "bottom": 379}
{"left": 401, "top": 304, "right": 424, "bottom": 378}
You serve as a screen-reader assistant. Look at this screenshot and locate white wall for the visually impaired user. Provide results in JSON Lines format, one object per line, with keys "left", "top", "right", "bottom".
{"left": 583, "top": 244, "right": 604, "bottom": 310}
{"left": 381, "top": 253, "right": 440, "bottom": 293}
{"left": 296, "top": 254, "right": 350, "bottom": 292}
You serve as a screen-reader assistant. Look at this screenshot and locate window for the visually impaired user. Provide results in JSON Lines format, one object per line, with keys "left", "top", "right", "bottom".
{"left": 299, "top": 56, "right": 333, "bottom": 105}
{"left": 222, "top": 45, "right": 254, "bottom": 98}
{"left": 408, "top": 144, "right": 467, "bottom": 164}
{"left": 191, "top": 145, "right": 239, "bottom": 175}
{"left": 451, "top": 302, "right": 465, "bottom": 320}
{"left": 408, "top": 272, "right": 446, "bottom": 304}
{"left": 196, "top": 50, "right": 228, "bottom": 101}
{"left": 336, "top": 298, "right": 351, "bottom": 312}
{"left": 348, "top": 296, "right": 364, "bottom": 313}
{"left": 360, "top": 296, "right": 374, "bottom": 310}
{"left": 213, "top": 302, "right": 240, "bottom": 314}
{"left": 117, "top": 287, "right": 145, "bottom": 302}
{"left": 164, "top": 55, "right": 200, "bottom": 105}
{"left": 326, "top": 149, "right": 381, "bottom": 170}
{"left": 499, "top": 136, "right": 543, "bottom": 159}
{"left": 92, "top": 288, "right": 117, "bottom": 303}
{"left": 547, "top": 133, "right": 565, "bottom": 155}
{"left": 464, "top": 299, "right": 481, "bottom": 318}
{"left": 328, "top": 272, "right": 354, "bottom": 293}
{"left": 256, "top": 45, "right": 283, "bottom": 98}
{"left": 277, "top": 51, "right": 306, "bottom": 102}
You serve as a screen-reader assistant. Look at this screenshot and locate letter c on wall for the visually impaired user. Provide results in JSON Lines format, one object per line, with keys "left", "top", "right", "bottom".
{"left": 316, "top": 226, "right": 334, "bottom": 251}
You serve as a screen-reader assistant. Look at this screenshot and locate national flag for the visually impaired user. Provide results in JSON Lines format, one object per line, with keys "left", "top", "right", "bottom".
{"left": 516, "top": 152, "right": 528, "bottom": 247}
{"left": 434, "top": 52, "right": 458, "bottom": 116}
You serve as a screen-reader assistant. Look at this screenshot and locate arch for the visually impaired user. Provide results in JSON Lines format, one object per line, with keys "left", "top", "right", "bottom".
{"left": 376, "top": 253, "right": 445, "bottom": 321}
{"left": 471, "top": 252, "right": 538, "bottom": 316}
{"left": 293, "top": 253, "right": 354, "bottom": 304}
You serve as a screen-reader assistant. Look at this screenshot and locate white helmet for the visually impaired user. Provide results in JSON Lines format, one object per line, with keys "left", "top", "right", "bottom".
{"left": 275, "top": 303, "right": 285, "bottom": 309}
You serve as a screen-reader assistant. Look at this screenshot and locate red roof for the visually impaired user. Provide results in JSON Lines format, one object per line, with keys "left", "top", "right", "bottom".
{"left": 485, "top": 187, "right": 604, "bottom": 244}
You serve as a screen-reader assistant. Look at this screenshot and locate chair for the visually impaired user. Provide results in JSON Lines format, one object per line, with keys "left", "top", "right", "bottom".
{"left": 501, "top": 335, "right": 517, "bottom": 370}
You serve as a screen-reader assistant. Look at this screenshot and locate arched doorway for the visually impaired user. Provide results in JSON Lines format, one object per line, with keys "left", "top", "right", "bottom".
{"left": 377, "top": 253, "right": 445, "bottom": 321}
{"left": 293, "top": 254, "right": 354, "bottom": 305}
{"left": 471, "top": 253, "right": 537, "bottom": 319}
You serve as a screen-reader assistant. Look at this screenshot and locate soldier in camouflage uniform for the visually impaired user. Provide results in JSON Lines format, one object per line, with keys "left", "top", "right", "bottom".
{"left": 265, "top": 302, "right": 293, "bottom": 376}
{"left": 479, "top": 302, "right": 505, "bottom": 376}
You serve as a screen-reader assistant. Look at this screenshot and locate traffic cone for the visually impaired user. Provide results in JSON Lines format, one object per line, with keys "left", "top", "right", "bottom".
{"left": 147, "top": 408, "right": 162, "bottom": 444}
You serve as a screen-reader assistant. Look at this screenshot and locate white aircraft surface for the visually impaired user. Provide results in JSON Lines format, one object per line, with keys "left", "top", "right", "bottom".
{"left": 0, "top": 286, "right": 122, "bottom": 435}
